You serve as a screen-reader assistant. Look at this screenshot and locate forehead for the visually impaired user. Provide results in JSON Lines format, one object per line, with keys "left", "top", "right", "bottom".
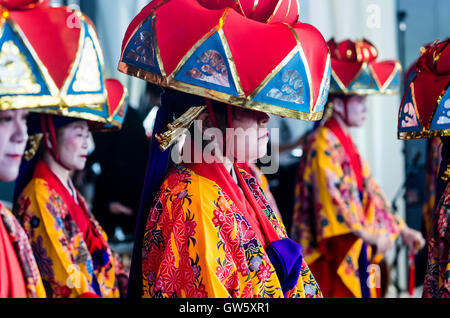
{"left": 0, "top": 109, "right": 29, "bottom": 117}
{"left": 348, "top": 96, "right": 366, "bottom": 104}
{"left": 233, "top": 107, "right": 267, "bottom": 121}
{"left": 66, "top": 120, "right": 89, "bottom": 129}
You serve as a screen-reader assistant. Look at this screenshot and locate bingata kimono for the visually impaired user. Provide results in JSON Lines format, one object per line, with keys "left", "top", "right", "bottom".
{"left": 141, "top": 162, "right": 322, "bottom": 298}
{"left": 423, "top": 179, "right": 450, "bottom": 298}
{"left": 0, "top": 203, "right": 46, "bottom": 298}
{"left": 15, "top": 161, "right": 123, "bottom": 298}
{"left": 291, "top": 118, "right": 404, "bottom": 298}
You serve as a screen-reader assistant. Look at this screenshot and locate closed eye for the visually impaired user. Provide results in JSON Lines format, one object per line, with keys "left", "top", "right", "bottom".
{"left": 0, "top": 115, "right": 13, "bottom": 123}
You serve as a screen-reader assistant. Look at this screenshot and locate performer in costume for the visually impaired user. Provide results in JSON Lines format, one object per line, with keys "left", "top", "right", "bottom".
{"left": 290, "top": 39, "right": 425, "bottom": 298}
{"left": 397, "top": 39, "right": 450, "bottom": 298}
{"left": 119, "top": 0, "right": 331, "bottom": 298}
{"left": 423, "top": 137, "right": 442, "bottom": 241}
{"left": 11, "top": 1, "right": 129, "bottom": 298}
{"left": 0, "top": 0, "right": 49, "bottom": 298}
{"left": 404, "top": 52, "right": 441, "bottom": 242}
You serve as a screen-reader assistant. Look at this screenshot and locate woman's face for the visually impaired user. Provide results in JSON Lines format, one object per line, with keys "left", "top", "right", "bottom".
{"left": 55, "top": 120, "right": 90, "bottom": 171}
{"left": 345, "top": 96, "right": 367, "bottom": 127}
{"left": 231, "top": 108, "right": 270, "bottom": 163}
{"left": 0, "top": 109, "right": 29, "bottom": 182}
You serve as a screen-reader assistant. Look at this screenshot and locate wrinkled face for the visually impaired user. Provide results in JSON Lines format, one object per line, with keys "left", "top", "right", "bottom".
{"left": 55, "top": 120, "right": 90, "bottom": 171}
{"left": 0, "top": 109, "right": 29, "bottom": 182}
{"left": 231, "top": 108, "right": 270, "bottom": 163}
{"left": 345, "top": 96, "right": 367, "bottom": 127}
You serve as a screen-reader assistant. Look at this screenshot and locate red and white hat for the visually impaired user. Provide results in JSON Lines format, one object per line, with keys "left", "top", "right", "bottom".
{"left": 328, "top": 38, "right": 401, "bottom": 96}
{"left": 398, "top": 39, "right": 450, "bottom": 140}
{"left": 119, "top": 0, "right": 331, "bottom": 121}
{"left": 0, "top": 0, "right": 127, "bottom": 129}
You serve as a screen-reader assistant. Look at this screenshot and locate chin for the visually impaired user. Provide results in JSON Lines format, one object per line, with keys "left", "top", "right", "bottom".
{"left": 349, "top": 121, "right": 364, "bottom": 128}
{"left": 0, "top": 169, "right": 19, "bottom": 183}
{"left": 67, "top": 161, "right": 86, "bottom": 172}
{"left": 257, "top": 140, "right": 269, "bottom": 156}
{"left": 75, "top": 164, "right": 86, "bottom": 171}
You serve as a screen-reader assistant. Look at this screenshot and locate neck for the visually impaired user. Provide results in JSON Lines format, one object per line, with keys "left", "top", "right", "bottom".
{"left": 42, "top": 152, "right": 72, "bottom": 189}
{"left": 181, "top": 135, "right": 234, "bottom": 174}
{"left": 332, "top": 113, "right": 350, "bottom": 135}
{"left": 223, "top": 157, "right": 234, "bottom": 174}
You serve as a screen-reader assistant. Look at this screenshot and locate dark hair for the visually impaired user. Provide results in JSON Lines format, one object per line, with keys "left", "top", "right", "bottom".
{"left": 163, "top": 89, "right": 231, "bottom": 133}
{"left": 146, "top": 82, "right": 164, "bottom": 97}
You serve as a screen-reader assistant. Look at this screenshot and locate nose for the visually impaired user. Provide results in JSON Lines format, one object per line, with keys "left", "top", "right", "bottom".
{"left": 82, "top": 134, "right": 90, "bottom": 149}
{"left": 361, "top": 104, "right": 367, "bottom": 115}
{"left": 11, "top": 112, "right": 28, "bottom": 144}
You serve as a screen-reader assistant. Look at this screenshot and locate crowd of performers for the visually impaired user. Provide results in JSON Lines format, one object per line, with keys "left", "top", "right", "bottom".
{"left": 0, "top": 0, "right": 448, "bottom": 298}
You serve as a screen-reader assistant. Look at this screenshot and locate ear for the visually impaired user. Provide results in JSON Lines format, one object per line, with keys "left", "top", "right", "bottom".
{"left": 195, "top": 112, "right": 223, "bottom": 143}
{"left": 44, "top": 133, "right": 53, "bottom": 150}
{"left": 195, "top": 112, "right": 212, "bottom": 133}
{"left": 331, "top": 96, "right": 345, "bottom": 118}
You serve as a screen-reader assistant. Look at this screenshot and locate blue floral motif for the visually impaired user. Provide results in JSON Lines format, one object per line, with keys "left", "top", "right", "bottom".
{"left": 32, "top": 235, "right": 54, "bottom": 280}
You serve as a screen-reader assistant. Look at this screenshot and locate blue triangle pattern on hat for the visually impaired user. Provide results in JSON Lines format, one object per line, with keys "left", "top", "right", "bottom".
{"left": 385, "top": 69, "right": 401, "bottom": 92}
{"left": 383, "top": 70, "right": 401, "bottom": 92}
{"left": 253, "top": 51, "right": 311, "bottom": 113}
{"left": 348, "top": 67, "right": 378, "bottom": 91}
{"left": 122, "top": 17, "right": 162, "bottom": 76}
{"left": 314, "top": 63, "right": 331, "bottom": 113}
{"left": 329, "top": 75, "right": 343, "bottom": 93}
{"left": 0, "top": 21, "right": 50, "bottom": 96}
{"left": 429, "top": 87, "right": 450, "bottom": 132}
{"left": 65, "top": 20, "right": 105, "bottom": 96}
{"left": 398, "top": 86, "right": 422, "bottom": 134}
{"left": 173, "top": 31, "right": 239, "bottom": 97}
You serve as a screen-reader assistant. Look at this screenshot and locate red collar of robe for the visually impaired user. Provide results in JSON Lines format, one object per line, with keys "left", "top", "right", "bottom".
{"left": 0, "top": 204, "right": 27, "bottom": 298}
{"left": 33, "top": 161, "right": 107, "bottom": 255}
{"left": 325, "top": 117, "right": 364, "bottom": 192}
{"left": 183, "top": 160, "right": 280, "bottom": 250}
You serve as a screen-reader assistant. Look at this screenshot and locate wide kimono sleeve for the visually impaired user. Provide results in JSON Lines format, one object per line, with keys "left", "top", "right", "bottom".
{"left": 307, "top": 128, "right": 365, "bottom": 247}
{"left": 142, "top": 169, "right": 244, "bottom": 298}
{"left": 15, "top": 179, "right": 98, "bottom": 298}
{"left": 363, "top": 161, "right": 405, "bottom": 241}
{"left": 0, "top": 207, "right": 47, "bottom": 298}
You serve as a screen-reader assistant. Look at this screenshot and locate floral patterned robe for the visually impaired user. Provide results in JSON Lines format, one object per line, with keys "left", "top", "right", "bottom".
{"left": 423, "top": 138, "right": 442, "bottom": 240}
{"left": 291, "top": 123, "right": 404, "bottom": 298}
{"left": 245, "top": 163, "right": 282, "bottom": 221}
{"left": 141, "top": 163, "right": 322, "bottom": 298}
{"left": 423, "top": 182, "right": 450, "bottom": 298}
{"left": 0, "top": 204, "right": 46, "bottom": 298}
{"left": 15, "top": 161, "right": 123, "bottom": 298}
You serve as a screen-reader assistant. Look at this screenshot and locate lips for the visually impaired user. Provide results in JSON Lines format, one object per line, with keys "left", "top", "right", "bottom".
{"left": 258, "top": 131, "right": 269, "bottom": 140}
{"left": 5, "top": 154, "right": 23, "bottom": 161}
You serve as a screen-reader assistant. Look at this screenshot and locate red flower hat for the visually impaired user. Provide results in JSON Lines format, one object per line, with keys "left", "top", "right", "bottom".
{"left": 0, "top": 0, "right": 127, "bottom": 129}
{"left": 119, "top": 0, "right": 331, "bottom": 121}
{"left": 196, "top": 0, "right": 300, "bottom": 24}
{"left": 328, "top": 38, "right": 401, "bottom": 95}
{"left": 398, "top": 39, "right": 450, "bottom": 140}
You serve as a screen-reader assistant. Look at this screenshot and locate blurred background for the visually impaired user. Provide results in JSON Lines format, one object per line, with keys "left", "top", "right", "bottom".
{"left": 0, "top": 0, "right": 448, "bottom": 297}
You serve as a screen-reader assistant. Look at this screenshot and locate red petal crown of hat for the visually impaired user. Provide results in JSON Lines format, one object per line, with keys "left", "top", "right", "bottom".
{"left": 118, "top": 0, "right": 331, "bottom": 121}
{"left": 328, "top": 38, "right": 402, "bottom": 96}
{"left": 398, "top": 38, "right": 450, "bottom": 140}
{"left": 0, "top": 0, "right": 127, "bottom": 130}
